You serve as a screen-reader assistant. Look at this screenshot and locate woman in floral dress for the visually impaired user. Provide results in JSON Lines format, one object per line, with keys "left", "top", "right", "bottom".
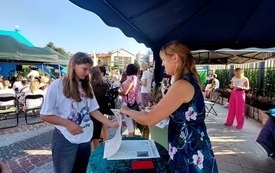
{"left": 120, "top": 40, "right": 218, "bottom": 173}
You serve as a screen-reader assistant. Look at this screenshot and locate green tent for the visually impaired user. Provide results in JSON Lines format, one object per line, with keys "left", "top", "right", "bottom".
{"left": 0, "top": 35, "right": 58, "bottom": 63}
{"left": 43, "top": 47, "right": 70, "bottom": 66}
{"left": 0, "top": 30, "right": 34, "bottom": 47}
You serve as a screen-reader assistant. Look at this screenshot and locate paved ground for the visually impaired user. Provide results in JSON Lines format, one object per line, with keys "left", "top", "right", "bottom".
{"left": 0, "top": 105, "right": 274, "bottom": 172}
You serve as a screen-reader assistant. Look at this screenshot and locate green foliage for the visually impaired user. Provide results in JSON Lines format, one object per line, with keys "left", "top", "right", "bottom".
{"left": 244, "top": 68, "right": 259, "bottom": 92}
{"left": 111, "top": 63, "right": 119, "bottom": 71}
{"left": 46, "top": 42, "right": 68, "bottom": 56}
{"left": 263, "top": 67, "right": 275, "bottom": 99}
{"left": 215, "top": 69, "right": 231, "bottom": 88}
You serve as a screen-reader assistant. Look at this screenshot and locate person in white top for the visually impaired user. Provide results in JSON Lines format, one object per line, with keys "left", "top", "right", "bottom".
{"left": 111, "top": 74, "right": 121, "bottom": 89}
{"left": 23, "top": 79, "right": 44, "bottom": 109}
{"left": 12, "top": 74, "right": 23, "bottom": 92}
{"left": 140, "top": 62, "right": 153, "bottom": 107}
{"left": 0, "top": 79, "right": 15, "bottom": 106}
{"left": 40, "top": 52, "right": 118, "bottom": 173}
{"left": 224, "top": 68, "right": 249, "bottom": 129}
{"left": 27, "top": 66, "right": 40, "bottom": 81}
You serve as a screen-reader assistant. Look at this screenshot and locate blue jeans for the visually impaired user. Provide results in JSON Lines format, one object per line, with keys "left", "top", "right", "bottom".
{"left": 52, "top": 128, "right": 91, "bottom": 173}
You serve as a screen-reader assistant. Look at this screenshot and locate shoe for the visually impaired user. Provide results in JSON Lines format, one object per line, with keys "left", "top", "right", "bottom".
{"left": 222, "top": 102, "right": 229, "bottom": 108}
{"left": 235, "top": 126, "right": 242, "bottom": 130}
{"left": 224, "top": 123, "right": 231, "bottom": 127}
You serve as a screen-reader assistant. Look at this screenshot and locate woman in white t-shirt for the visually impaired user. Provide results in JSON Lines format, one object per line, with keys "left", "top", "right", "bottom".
{"left": 23, "top": 79, "right": 44, "bottom": 109}
{"left": 224, "top": 68, "right": 249, "bottom": 129}
{"left": 0, "top": 79, "right": 15, "bottom": 106}
{"left": 140, "top": 62, "right": 153, "bottom": 107}
{"left": 40, "top": 52, "right": 118, "bottom": 173}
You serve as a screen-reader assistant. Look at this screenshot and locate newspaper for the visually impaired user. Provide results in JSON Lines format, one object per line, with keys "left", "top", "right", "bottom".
{"left": 103, "top": 109, "right": 160, "bottom": 160}
{"left": 155, "top": 118, "right": 169, "bottom": 129}
{"left": 103, "top": 109, "right": 122, "bottom": 159}
{"left": 107, "top": 140, "right": 160, "bottom": 160}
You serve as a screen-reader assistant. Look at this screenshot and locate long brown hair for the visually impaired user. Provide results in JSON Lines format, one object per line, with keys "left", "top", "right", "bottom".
{"left": 160, "top": 40, "right": 201, "bottom": 85}
{"left": 90, "top": 66, "right": 104, "bottom": 86}
{"left": 63, "top": 52, "right": 94, "bottom": 102}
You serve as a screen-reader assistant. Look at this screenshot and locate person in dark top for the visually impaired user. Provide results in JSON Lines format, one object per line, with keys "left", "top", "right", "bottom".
{"left": 90, "top": 66, "right": 113, "bottom": 149}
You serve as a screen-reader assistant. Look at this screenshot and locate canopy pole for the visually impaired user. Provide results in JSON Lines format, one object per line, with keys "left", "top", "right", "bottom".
{"left": 58, "top": 64, "right": 61, "bottom": 78}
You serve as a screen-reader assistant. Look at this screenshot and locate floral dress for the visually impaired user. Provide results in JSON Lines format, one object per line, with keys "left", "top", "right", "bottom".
{"left": 168, "top": 74, "right": 218, "bottom": 173}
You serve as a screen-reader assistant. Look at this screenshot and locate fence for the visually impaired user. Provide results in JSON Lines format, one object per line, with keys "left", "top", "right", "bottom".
{"left": 209, "top": 58, "right": 275, "bottom": 100}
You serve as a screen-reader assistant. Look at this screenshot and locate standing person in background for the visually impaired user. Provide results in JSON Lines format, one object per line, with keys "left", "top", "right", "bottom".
{"left": 140, "top": 62, "right": 153, "bottom": 108}
{"left": 40, "top": 52, "right": 118, "bottom": 173}
{"left": 90, "top": 66, "right": 113, "bottom": 149}
{"left": 118, "top": 64, "right": 140, "bottom": 137}
{"left": 120, "top": 41, "right": 218, "bottom": 172}
{"left": 224, "top": 68, "right": 249, "bottom": 129}
{"left": 98, "top": 65, "right": 114, "bottom": 141}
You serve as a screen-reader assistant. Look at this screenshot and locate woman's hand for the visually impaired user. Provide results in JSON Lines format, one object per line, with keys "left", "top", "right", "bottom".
{"left": 65, "top": 120, "right": 83, "bottom": 135}
{"left": 106, "top": 121, "right": 119, "bottom": 128}
{"left": 120, "top": 105, "right": 130, "bottom": 115}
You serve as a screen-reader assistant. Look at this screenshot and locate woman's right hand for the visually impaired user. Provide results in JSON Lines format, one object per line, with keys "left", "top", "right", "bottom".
{"left": 65, "top": 120, "right": 83, "bottom": 135}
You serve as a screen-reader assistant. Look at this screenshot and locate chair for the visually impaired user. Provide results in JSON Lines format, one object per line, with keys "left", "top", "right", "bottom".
{"left": 205, "top": 92, "right": 221, "bottom": 116}
{"left": 0, "top": 95, "right": 19, "bottom": 129}
{"left": 24, "top": 94, "right": 44, "bottom": 125}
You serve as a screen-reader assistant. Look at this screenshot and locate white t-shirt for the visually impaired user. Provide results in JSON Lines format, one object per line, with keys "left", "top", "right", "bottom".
{"left": 40, "top": 78, "right": 99, "bottom": 144}
{"left": 24, "top": 89, "right": 45, "bottom": 108}
{"left": 232, "top": 76, "right": 249, "bottom": 87}
{"left": 112, "top": 81, "right": 121, "bottom": 88}
{"left": 0, "top": 89, "right": 15, "bottom": 106}
{"left": 214, "top": 78, "right": 220, "bottom": 89}
{"left": 13, "top": 81, "right": 23, "bottom": 90}
{"left": 141, "top": 70, "right": 153, "bottom": 93}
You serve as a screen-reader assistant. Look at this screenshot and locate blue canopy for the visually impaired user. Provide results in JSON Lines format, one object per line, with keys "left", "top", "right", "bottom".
{"left": 69, "top": 0, "right": 275, "bottom": 83}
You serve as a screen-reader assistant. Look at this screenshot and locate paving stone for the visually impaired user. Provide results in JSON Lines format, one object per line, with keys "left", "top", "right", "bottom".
{"left": 1, "top": 104, "right": 275, "bottom": 173}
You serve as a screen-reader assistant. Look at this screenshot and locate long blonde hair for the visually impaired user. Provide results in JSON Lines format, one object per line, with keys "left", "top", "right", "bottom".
{"left": 63, "top": 52, "right": 94, "bottom": 102}
{"left": 160, "top": 40, "right": 201, "bottom": 85}
{"left": 29, "top": 79, "right": 40, "bottom": 93}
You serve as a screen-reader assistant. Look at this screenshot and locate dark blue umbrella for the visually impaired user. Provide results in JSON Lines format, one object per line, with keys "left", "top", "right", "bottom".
{"left": 69, "top": 0, "right": 275, "bottom": 83}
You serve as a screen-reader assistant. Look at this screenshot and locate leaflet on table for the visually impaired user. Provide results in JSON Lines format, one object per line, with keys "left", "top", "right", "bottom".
{"left": 103, "top": 109, "right": 122, "bottom": 159}
{"left": 155, "top": 118, "right": 169, "bottom": 129}
{"left": 107, "top": 140, "right": 160, "bottom": 160}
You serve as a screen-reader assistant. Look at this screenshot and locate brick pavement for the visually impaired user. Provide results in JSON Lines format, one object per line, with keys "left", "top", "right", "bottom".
{"left": 0, "top": 129, "right": 53, "bottom": 173}
{"left": 0, "top": 105, "right": 275, "bottom": 173}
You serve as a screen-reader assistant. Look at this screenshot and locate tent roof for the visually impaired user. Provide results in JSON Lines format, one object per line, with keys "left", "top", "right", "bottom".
{"left": 192, "top": 48, "right": 275, "bottom": 64}
{"left": 69, "top": 0, "right": 275, "bottom": 51}
{"left": 0, "top": 35, "right": 58, "bottom": 63}
{"left": 0, "top": 30, "right": 34, "bottom": 47}
{"left": 43, "top": 47, "right": 71, "bottom": 65}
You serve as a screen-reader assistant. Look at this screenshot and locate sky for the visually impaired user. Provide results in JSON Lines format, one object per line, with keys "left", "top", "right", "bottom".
{"left": 0, "top": 0, "right": 150, "bottom": 55}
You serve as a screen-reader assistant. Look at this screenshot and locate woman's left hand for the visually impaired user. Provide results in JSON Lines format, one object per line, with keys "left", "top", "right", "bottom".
{"left": 120, "top": 105, "right": 130, "bottom": 115}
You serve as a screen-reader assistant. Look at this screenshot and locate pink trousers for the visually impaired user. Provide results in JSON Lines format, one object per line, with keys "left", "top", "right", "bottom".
{"left": 225, "top": 90, "right": 246, "bottom": 129}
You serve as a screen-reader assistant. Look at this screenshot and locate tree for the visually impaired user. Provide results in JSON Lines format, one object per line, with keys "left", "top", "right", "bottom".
{"left": 134, "top": 59, "right": 140, "bottom": 71}
{"left": 46, "top": 42, "right": 68, "bottom": 56}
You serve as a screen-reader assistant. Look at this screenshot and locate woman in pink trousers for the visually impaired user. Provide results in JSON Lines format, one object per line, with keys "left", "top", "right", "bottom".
{"left": 224, "top": 68, "right": 249, "bottom": 129}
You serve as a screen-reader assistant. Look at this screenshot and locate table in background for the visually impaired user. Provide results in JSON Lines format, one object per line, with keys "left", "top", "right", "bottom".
{"left": 149, "top": 126, "right": 168, "bottom": 150}
{"left": 86, "top": 137, "right": 169, "bottom": 173}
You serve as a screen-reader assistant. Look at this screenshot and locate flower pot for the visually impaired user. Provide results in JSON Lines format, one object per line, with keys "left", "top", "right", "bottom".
{"left": 261, "top": 111, "right": 270, "bottom": 125}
